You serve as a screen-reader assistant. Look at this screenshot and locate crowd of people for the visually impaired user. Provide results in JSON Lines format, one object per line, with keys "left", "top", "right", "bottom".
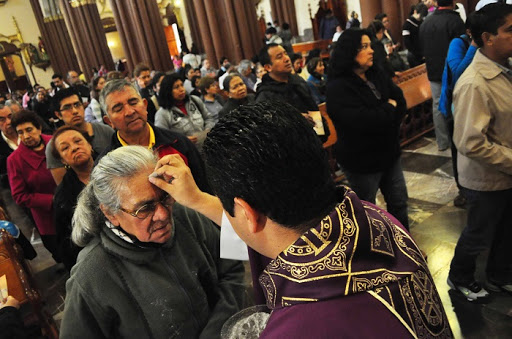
{"left": 1, "top": 0, "right": 511, "bottom": 337}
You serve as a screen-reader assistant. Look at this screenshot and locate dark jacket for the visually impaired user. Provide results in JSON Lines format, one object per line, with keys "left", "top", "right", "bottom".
{"left": 54, "top": 169, "right": 84, "bottom": 271}
{"left": 0, "top": 136, "right": 15, "bottom": 187}
{"left": 371, "top": 40, "right": 395, "bottom": 79}
{"left": 419, "top": 9, "right": 465, "bottom": 81}
{"left": 98, "top": 123, "right": 211, "bottom": 193}
{"left": 218, "top": 94, "right": 255, "bottom": 119}
{"left": 326, "top": 70, "right": 406, "bottom": 173}
{"left": 256, "top": 73, "right": 318, "bottom": 113}
{"left": 402, "top": 16, "right": 422, "bottom": 59}
{"left": 60, "top": 204, "right": 245, "bottom": 339}
{"left": 0, "top": 307, "right": 29, "bottom": 339}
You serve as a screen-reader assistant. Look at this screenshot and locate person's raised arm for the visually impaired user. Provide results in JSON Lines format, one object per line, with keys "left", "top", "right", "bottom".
{"left": 149, "top": 154, "right": 224, "bottom": 225}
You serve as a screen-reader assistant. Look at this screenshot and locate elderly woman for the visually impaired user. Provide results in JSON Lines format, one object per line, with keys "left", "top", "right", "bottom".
{"left": 7, "top": 110, "right": 58, "bottom": 260}
{"left": 306, "top": 57, "right": 327, "bottom": 105}
{"left": 326, "top": 28, "right": 409, "bottom": 229}
{"left": 51, "top": 126, "right": 94, "bottom": 271}
{"left": 156, "top": 73, "right": 215, "bottom": 150}
{"left": 218, "top": 75, "right": 255, "bottom": 119}
{"left": 60, "top": 146, "right": 244, "bottom": 338}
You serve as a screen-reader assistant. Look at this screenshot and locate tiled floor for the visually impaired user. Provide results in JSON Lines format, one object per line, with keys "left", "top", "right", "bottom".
{"left": 4, "top": 134, "right": 512, "bottom": 338}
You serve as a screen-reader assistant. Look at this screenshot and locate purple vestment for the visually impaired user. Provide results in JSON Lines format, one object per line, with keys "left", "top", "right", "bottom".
{"left": 252, "top": 186, "right": 453, "bottom": 338}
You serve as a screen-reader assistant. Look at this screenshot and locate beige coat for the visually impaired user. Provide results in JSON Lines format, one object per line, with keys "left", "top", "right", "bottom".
{"left": 453, "top": 50, "right": 512, "bottom": 191}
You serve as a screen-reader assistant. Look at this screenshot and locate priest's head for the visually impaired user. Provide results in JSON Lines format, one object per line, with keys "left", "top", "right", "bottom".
{"left": 203, "top": 101, "right": 337, "bottom": 257}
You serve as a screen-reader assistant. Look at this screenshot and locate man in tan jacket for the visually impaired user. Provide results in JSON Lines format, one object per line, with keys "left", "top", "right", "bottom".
{"left": 448, "top": 3, "right": 512, "bottom": 301}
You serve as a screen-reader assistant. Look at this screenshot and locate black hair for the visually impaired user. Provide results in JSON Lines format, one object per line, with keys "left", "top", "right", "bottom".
{"left": 150, "top": 72, "right": 165, "bottom": 91}
{"left": 220, "top": 56, "right": 228, "bottom": 64}
{"left": 282, "top": 23, "right": 290, "bottom": 30}
{"left": 51, "top": 87, "right": 82, "bottom": 114}
{"left": 158, "top": 73, "right": 187, "bottom": 109}
{"left": 203, "top": 101, "right": 337, "bottom": 232}
{"left": 290, "top": 53, "right": 303, "bottom": 64}
{"left": 222, "top": 75, "right": 242, "bottom": 93}
{"left": 437, "top": 0, "right": 454, "bottom": 6}
{"left": 472, "top": 3, "right": 512, "bottom": 47}
{"left": 265, "top": 27, "right": 277, "bottom": 35}
{"left": 329, "top": 28, "right": 371, "bottom": 79}
{"left": 52, "top": 73, "right": 63, "bottom": 80}
{"left": 258, "top": 43, "right": 280, "bottom": 66}
{"left": 375, "top": 13, "right": 387, "bottom": 21}
{"left": 11, "top": 110, "right": 43, "bottom": 131}
{"left": 367, "top": 20, "right": 385, "bottom": 40}
{"left": 307, "top": 57, "right": 322, "bottom": 75}
{"left": 191, "top": 75, "right": 201, "bottom": 88}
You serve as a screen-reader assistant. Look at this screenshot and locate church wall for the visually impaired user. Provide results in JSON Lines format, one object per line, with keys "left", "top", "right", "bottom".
{"left": 0, "top": 0, "right": 54, "bottom": 90}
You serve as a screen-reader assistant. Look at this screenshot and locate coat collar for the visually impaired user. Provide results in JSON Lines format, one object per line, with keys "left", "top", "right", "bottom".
{"left": 16, "top": 134, "right": 52, "bottom": 170}
{"left": 473, "top": 49, "right": 512, "bottom": 80}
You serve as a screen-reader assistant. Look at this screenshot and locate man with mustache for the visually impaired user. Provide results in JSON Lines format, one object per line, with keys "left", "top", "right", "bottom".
{"left": 98, "top": 79, "right": 210, "bottom": 193}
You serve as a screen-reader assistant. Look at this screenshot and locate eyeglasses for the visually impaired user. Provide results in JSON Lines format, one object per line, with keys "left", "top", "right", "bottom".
{"left": 119, "top": 193, "right": 174, "bottom": 219}
{"left": 60, "top": 101, "right": 83, "bottom": 112}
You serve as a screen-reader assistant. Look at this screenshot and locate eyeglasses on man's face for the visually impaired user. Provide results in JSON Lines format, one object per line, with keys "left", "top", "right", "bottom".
{"left": 60, "top": 101, "right": 83, "bottom": 112}
{"left": 120, "top": 193, "right": 174, "bottom": 220}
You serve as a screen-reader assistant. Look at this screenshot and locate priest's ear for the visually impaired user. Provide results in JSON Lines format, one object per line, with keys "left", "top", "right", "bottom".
{"left": 233, "top": 197, "right": 267, "bottom": 234}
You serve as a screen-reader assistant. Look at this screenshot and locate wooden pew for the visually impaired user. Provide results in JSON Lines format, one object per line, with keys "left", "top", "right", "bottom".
{"left": 292, "top": 39, "right": 331, "bottom": 59}
{"left": 395, "top": 64, "right": 434, "bottom": 146}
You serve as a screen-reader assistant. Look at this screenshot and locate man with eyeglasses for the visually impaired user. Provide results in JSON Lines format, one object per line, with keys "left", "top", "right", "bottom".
{"left": 60, "top": 145, "right": 245, "bottom": 338}
{"left": 98, "top": 79, "right": 211, "bottom": 193}
{"left": 46, "top": 88, "right": 114, "bottom": 185}
{"left": 0, "top": 104, "right": 19, "bottom": 187}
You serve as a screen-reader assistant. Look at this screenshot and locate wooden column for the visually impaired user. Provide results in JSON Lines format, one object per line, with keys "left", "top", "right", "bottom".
{"left": 360, "top": 0, "right": 382, "bottom": 27}
{"left": 58, "top": 0, "right": 115, "bottom": 80}
{"left": 109, "top": 0, "right": 173, "bottom": 74}
{"left": 188, "top": 0, "right": 264, "bottom": 67}
{"left": 183, "top": 0, "right": 204, "bottom": 52}
{"left": 29, "top": 0, "right": 79, "bottom": 77}
{"left": 382, "top": 1, "right": 401, "bottom": 43}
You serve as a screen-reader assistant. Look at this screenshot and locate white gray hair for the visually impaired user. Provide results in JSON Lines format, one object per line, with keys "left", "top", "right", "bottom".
{"left": 71, "top": 146, "right": 159, "bottom": 247}
{"left": 237, "top": 59, "right": 252, "bottom": 74}
{"left": 99, "top": 79, "right": 140, "bottom": 115}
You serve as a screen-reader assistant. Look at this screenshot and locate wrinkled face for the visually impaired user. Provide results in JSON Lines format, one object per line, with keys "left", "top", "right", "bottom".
{"left": 228, "top": 76, "right": 247, "bottom": 100}
{"left": 55, "top": 130, "right": 92, "bottom": 167}
{"left": 203, "top": 59, "right": 210, "bottom": 69}
{"left": 105, "top": 168, "right": 174, "bottom": 244}
{"left": 487, "top": 13, "right": 512, "bottom": 61}
{"left": 268, "top": 45, "right": 293, "bottom": 75}
{"left": 56, "top": 95, "right": 85, "bottom": 128}
{"left": 106, "top": 86, "right": 148, "bottom": 135}
{"left": 53, "top": 77, "right": 64, "bottom": 88}
{"left": 0, "top": 106, "right": 14, "bottom": 135}
{"left": 16, "top": 122, "right": 42, "bottom": 148}
{"left": 355, "top": 35, "right": 374, "bottom": 71}
{"left": 172, "top": 79, "right": 187, "bottom": 101}
{"left": 95, "top": 77, "right": 106, "bottom": 92}
{"left": 136, "top": 70, "right": 151, "bottom": 88}
{"left": 315, "top": 61, "right": 325, "bottom": 75}
{"left": 68, "top": 71, "right": 80, "bottom": 85}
